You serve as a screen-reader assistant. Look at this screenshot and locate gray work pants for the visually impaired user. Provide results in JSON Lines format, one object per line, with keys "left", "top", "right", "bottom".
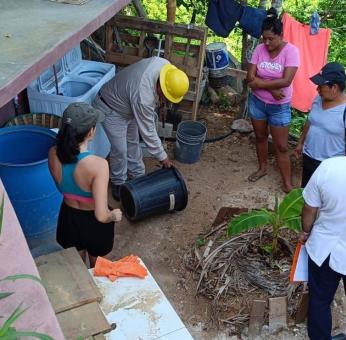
{"left": 93, "top": 96, "right": 145, "bottom": 185}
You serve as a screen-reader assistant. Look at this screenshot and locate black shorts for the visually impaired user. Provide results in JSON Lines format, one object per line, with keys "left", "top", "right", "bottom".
{"left": 56, "top": 202, "right": 114, "bottom": 257}
{"left": 302, "top": 153, "right": 322, "bottom": 188}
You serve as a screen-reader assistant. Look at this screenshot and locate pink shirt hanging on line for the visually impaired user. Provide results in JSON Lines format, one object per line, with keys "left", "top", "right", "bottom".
{"left": 282, "top": 13, "right": 332, "bottom": 112}
{"left": 250, "top": 42, "right": 300, "bottom": 105}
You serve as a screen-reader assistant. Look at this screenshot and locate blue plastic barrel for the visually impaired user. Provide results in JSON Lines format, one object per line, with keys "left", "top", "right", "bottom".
{"left": 175, "top": 121, "right": 207, "bottom": 164}
{"left": 120, "top": 167, "right": 188, "bottom": 221}
{"left": 0, "top": 126, "right": 62, "bottom": 240}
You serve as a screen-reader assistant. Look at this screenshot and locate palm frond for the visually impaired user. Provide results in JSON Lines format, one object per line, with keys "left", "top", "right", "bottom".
{"left": 228, "top": 209, "right": 272, "bottom": 236}
{"left": 0, "top": 292, "right": 14, "bottom": 300}
{"left": 11, "top": 331, "right": 54, "bottom": 340}
{"left": 1, "top": 274, "right": 43, "bottom": 286}
{"left": 0, "top": 304, "right": 29, "bottom": 336}
{"left": 278, "top": 188, "right": 304, "bottom": 220}
{"left": 284, "top": 215, "right": 302, "bottom": 231}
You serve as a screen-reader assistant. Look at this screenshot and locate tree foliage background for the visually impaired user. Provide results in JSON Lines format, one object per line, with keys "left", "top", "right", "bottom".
{"left": 139, "top": 0, "right": 345, "bottom": 66}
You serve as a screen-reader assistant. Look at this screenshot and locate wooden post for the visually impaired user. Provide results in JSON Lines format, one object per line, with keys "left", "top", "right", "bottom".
{"left": 248, "top": 300, "right": 266, "bottom": 337}
{"left": 295, "top": 291, "right": 309, "bottom": 324}
{"left": 269, "top": 297, "right": 288, "bottom": 331}
{"left": 167, "top": 0, "right": 176, "bottom": 24}
{"left": 132, "top": 0, "right": 147, "bottom": 17}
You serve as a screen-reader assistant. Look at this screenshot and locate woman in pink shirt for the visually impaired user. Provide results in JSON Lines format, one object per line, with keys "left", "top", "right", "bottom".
{"left": 247, "top": 8, "right": 300, "bottom": 193}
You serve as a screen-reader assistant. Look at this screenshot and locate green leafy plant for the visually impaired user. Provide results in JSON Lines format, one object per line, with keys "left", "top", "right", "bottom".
{"left": 289, "top": 109, "right": 308, "bottom": 138}
{"left": 196, "top": 238, "right": 206, "bottom": 247}
{"left": 218, "top": 93, "right": 232, "bottom": 112}
{"left": 227, "top": 189, "right": 304, "bottom": 255}
{"left": 0, "top": 194, "right": 53, "bottom": 339}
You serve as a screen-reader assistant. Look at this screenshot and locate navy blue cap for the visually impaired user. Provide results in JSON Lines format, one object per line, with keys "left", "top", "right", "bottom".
{"left": 310, "top": 62, "right": 346, "bottom": 85}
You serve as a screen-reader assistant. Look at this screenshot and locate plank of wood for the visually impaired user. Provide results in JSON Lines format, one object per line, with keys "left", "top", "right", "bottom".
{"left": 191, "top": 26, "right": 206, "bottom": 120}
{"left": 106, "top": 53, "right": 142, "bottom": 66}
{"left": 35, "top": 247, "right": 102, "bottom": 313}
{"left": 295, "top": 291, "right": 309, "bottom": 324}
{"left": 138, "top": 32, "right": 146, "bottom": 58}
{"left": 170, "top": 55, "right": 198, "bottom": 76}
{"left": 163, "top": 34, "right": 173, "bottom": 61}
{"left": 112, "top": 15, "right": 206, "bottom": 40}
{"left": 248, "top": 300, "right": 266, "bottom": 338}
{"left": 117, "top": 34, "right": 200, "bottom": 54}
{"left": 172, "top": 42, "right": 200, "bottom": 54}
{"left": 269, "top": 296, "right": 288, "bottom": 331}
{"left": 224, "top": 67, "right": 247, "bottom": 80}
{"left": 105, "top": 22, "right": 113, "bottom": 54}
{"left": 106, "top": 52, "right": 199, "bottom": 79}
{"left": 57, "top": 302, "right": 111, "bottom": 339}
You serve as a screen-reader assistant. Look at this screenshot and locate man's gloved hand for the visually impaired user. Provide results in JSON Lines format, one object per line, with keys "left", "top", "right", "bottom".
{"left": 160, "top": 157, "right": 172, "bottom": 168}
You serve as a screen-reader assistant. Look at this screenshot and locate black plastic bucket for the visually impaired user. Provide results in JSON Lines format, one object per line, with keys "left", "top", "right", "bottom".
{"left": 119, "top": 167, "right": 188, "bottom": 221}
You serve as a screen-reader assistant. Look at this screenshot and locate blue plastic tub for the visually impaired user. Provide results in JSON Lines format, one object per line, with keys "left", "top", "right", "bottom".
{"left": 0, "top": 126, "right": 62, "bottom": 240}
{"left": 120, "top": 167, "right": 188, "bottom": 221}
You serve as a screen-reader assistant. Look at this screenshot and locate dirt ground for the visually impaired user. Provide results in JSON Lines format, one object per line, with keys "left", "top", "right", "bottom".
{"left": 107, "top": 107, "right": 346, "bottom": 339}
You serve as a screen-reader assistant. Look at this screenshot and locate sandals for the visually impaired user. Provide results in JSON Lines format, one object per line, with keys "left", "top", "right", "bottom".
{"left": 248, "top": 171, "right": 267, "bottom": 182}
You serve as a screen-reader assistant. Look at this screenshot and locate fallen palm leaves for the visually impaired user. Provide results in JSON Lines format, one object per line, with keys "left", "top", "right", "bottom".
{"left": 184, "top": 221, "right": 304, "bottom": 332}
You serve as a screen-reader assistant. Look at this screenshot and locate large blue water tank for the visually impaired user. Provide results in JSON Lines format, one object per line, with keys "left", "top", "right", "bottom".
{"left": 0, "top": 126, "right": 62, "bottom": 239}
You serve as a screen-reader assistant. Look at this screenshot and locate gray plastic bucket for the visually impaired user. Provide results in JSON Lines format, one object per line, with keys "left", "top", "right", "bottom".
{"left": 174, "top": 120, "right": 207, "bottom": 164}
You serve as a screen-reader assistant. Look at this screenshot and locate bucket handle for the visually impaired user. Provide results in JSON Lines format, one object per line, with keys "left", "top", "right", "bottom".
{"left": 169, "top": 193, "right": 175, "bottom": 211}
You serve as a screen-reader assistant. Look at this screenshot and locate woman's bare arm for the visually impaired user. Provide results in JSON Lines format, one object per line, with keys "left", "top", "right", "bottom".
{"left": 246, "top": 63, "right": 257, "bottom": 83}
{"left": 91, "top": 159, "right": 121, "bottom": 223}
{"left": 248, "top": 66, "right": 298, "bottom": 90}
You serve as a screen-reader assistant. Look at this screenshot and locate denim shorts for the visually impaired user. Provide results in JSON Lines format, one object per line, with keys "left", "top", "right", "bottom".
{"left": 248, "top": 94, "right": 291, "bottom": 127}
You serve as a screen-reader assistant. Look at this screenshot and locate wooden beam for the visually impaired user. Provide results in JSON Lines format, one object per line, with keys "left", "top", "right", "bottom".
{"left": 191, "top": 25, "right": 206, "bottom": 120}
{"left": 106, "top": 52, "right": 142, "bottom": 66}
{"left": 112, "top": 16, "right": 206, "bottom": 40}
{"left": 105, "top": 22, "right": 114, "bottom": 54}
{"left": 57, "top": 302, "right": 111, "bottom": 339}
{"left": 117, "top": 34, "right": 200, "bottom": 54}
{"left": 167, "top": 0, "right": 176, "bottom": 24}
{"left": 224, "top": 67, "right": 247, "bottom": 80}
{"left": 132, "top": 0, "right": 147, "bottom": 17}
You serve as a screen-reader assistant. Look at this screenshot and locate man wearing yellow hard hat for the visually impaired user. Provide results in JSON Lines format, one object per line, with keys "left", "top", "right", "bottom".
{"left": 92, "top": 57, "right": 189, "bottom": 200}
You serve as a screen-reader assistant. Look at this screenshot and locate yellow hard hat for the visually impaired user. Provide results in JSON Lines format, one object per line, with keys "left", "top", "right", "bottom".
{"left": 159, "top": 64, "right": 189, "bottom": 103}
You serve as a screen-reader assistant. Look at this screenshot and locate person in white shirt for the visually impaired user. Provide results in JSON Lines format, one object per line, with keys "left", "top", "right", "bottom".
{"left": 301, "top": 156, "right": 346, "bottom": 340}
{"left": 92, "top": 57, "right": 189, "bottom": 200}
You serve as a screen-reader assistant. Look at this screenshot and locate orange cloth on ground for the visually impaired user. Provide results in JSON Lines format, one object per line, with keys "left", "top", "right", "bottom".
{"left": 94, "top": 255, "right": 148, "bottom": 282}
{"left": 282, "top": 13, "right": 332, "bottom": 112}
